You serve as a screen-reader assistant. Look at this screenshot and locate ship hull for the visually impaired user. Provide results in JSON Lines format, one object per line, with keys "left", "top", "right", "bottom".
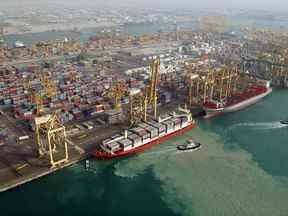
{"left": 204, "top": 88, "right": 272, "bottom": 118}
{"left": 93, "top": 122, "right": 196, "bottom": 160}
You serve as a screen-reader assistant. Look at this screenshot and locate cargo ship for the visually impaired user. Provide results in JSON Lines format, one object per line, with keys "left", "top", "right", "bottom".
{"left": 93, "top": 108, "right": 196, "bottom": 159}
{"left": 203, "top": 81, "right": 272, "bottom": 118}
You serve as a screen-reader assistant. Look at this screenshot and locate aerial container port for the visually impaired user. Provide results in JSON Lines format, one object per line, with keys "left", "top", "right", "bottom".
{"left": 0, "top": 24, "right": 288, "bottom": 192}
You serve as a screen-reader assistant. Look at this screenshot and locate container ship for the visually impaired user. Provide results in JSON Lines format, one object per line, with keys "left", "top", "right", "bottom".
{"left": 203, "top": 81, "right": 272, "bottom": 118}
{"left": 93, "top": 108, "right": 196, "bottom": 159}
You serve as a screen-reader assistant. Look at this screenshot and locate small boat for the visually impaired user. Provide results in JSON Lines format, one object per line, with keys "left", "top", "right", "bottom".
{"left": 14, "top": 41, "right": 25, "bottom": 48}
{"left": 280, "top": 120, "right": 288, "bottom": 125}
{"left": 177, "top": 138, "right": 201, "bottom": 152}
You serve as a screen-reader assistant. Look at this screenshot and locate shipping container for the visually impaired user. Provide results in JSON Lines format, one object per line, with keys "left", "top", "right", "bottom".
{"left": 18, "top": 135, "right": 29, "bottom": 141}
{"left": 106, "top": 142, "right": 121, "bottom": 151}
{"left": 118, "top": 138, "right": 133, "bottom": 151}
{"left": 127, "top": 133, "right": 142, "bottom": 147}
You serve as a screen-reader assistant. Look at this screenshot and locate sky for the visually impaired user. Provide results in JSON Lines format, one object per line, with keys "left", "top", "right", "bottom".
{"left": 0, "top": 0, "right": 287, "bottom": 11}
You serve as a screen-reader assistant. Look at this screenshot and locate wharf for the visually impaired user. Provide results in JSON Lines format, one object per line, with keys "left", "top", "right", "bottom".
{"left": 0, "top": 102, "right": 201, "bottom": 193}
{"left": 0, "top": 122, "right": 123, "bottom": 193}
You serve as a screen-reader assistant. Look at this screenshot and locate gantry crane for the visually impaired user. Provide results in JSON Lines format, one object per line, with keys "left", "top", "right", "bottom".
{"left": 106, "top": 82, "right": 126, "bottom": 110}
{"left": 34, "top": 113, "right": 68, "bottom": 168}
{"left": 213, "top": 66, "right": 239, "bottom": 101}
{"left": 187, "top": 67, "right": 215, "bottom": 106}
{"left": 32, "top": 93, "right": 44, "bottom": 116}
{"left": 25, "top": 79, "right": 43, "bottom": 115}
{"left": 187, "top": 73, "right": 200, "bottom": 105}
{"left": 129, "top": 88, "right": 145, "bottom": 125}
{"left": 200, "top": 69, "right": 215, "bottom": 104}
{"left": 128, "top": 58, "right": 160, "bottom": 124}
{"left": 187, "top": 65, "right": 239, "bottom": 106}
{"left": 143, "top": 57, "right": 160, "bottom": 121}
{"left": 41, "top": 74, "right": 57, "bottom": 98}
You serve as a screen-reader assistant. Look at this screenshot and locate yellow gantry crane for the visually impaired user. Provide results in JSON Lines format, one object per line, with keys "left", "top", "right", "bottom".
{"left": 41, "top": 74, "right": 57, "bottom": 98}
{"left": 200, "top": 69, "right": 215, "bottom": 104}
{"left": 33, "top": 93, "right": 44, "bottom": 116}
{"left": 213, "top": 66, "right": 239, "bottom": 101}
{"left": 187, "top": 68, "right": 215, "bottom": 106}
{"left": 107, "top": 82, "right": 126, "bottom": 110}
{"left": 144, "top": 57, "right": 160, "bottom": 121}
{"left": 129, "top": 88, "right": 145, "bottom": 125}
{"left": 34, "top": 112, "right": 69, "bottom": 168}
{"left": 187, "top": 65, "right": 239, "bottom": 106}
{"left": 25, "top": 79, "right": 43, "bottom": 116}
{"left": 128, "top": 58, "right": 161, "bottom": 125}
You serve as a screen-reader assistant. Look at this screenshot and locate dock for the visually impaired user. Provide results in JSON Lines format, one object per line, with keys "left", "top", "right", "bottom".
{"left": 0, "top": 120, "right": 123, "bottom": 193}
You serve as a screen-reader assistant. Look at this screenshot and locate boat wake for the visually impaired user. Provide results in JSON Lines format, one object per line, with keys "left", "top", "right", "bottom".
{"left": 140, "top": 147, "right": 176, "bottom": 157}
{"left": 112, "top": 127, "right": 288, "bottom": 215}
{"left": 228, "top": 121, "right": 287, "bottom": 131}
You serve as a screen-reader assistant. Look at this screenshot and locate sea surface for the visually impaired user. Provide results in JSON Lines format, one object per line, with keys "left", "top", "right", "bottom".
{"left": 4, "top": 15, "right": 288, "bottom": 47}
{"left": 1, "top": 88, "right": 288, "bottom": 216}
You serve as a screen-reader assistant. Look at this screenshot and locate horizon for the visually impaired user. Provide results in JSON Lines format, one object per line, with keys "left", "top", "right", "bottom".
{"left": 0, "top": 0, "right": 287, "bottom": 12}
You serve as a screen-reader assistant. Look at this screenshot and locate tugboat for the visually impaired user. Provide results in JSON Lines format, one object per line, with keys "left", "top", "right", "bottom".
{"left": 177, "top": 138, "right": 201, "bottom": 152}
{"left": 280, "top": 120, "right": 288, "bottom": 125}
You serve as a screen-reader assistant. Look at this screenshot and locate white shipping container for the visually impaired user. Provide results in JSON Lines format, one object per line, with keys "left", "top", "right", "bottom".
{"left": 18, "top": 135, "right": 29, "bottom": 141}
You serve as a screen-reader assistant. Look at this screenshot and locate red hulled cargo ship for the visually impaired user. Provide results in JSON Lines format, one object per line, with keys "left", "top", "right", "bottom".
{"left": 203, "top": 81, "right": 272, "bottom": 118}
{"left": 93, "top": 108, "right": 196, "bottom": 160}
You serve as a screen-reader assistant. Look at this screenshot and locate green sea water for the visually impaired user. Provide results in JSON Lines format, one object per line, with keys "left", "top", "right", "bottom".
{"left": 1, "top": 88, "right": 288, "bottom": 216}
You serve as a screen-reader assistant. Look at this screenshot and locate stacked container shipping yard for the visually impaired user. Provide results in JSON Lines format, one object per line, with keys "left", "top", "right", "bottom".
{"left": 0, "top": 60, "right": 125, "bottom": 124}
{"left": 0, "top": 53, "right": 184, "bottom": 127}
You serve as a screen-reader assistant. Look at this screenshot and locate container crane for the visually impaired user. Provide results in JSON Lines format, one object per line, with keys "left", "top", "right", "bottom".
{"left": 106, "top": 82, "right": 126, "bottom": 110}
{"left": 41, "top": 74, "right": 57, "bottom": 98}
{"left": 25, "top": 79, "right": 43, "bottom": 116}
{"left": 143, "top": 57, "right": 160, "bottom": 121}
{"left": 34, "top": 112, "right": 69, "bottom": 168}
{"left": 129, "top": 88, "right": 145, "bottom": 126}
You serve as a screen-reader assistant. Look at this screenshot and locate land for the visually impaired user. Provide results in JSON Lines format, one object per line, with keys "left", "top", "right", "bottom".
{"left": 1, "top": 18, "right": 288, "bottom": 192}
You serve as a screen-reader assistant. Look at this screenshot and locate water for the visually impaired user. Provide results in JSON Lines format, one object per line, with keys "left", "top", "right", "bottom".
{"left": 3, "top": 23, "right": 178, "bottom": 47}
{"left": 4, "top": 15, "right": 288, "bottom": 47}
{"left": 1, "top": 88, "right": 288, "bottom": 216}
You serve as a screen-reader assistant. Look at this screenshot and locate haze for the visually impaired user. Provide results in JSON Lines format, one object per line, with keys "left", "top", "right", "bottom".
{"left": 0, "top": 0, "right": 287, "bottom": 11}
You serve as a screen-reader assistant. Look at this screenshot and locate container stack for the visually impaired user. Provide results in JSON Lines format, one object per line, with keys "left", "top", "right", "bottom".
{"left": 104, "top": 109, "right": 123, "bottom": 124}
{"left": 127, "top": 133, "right": 142, "bottom": 147}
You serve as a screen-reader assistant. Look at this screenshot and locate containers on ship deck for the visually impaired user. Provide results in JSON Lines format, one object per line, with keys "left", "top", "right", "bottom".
{"left": 162, "top": 119, "right": 174, "bottom": 133}
{"left": 106, "top": 141, "right": 121, "bottom": 152}
{"left": 118, "top": 138, "right": 133, "bottom": 151}
{"left": 130, "top": 127, "right": 150, "bottom": 143}
{"left": 137, "top": 123, "right": 159, "bottom": 139}
{"left": 180, "top": 116, "right": 189, "bottom": 127}
{"left": 147, "top": 121, "right": 166, "bottom": 136}
{"left": 143, "top": 126, "right": 159, "bottom": 139}
{"left": 102, "top": 137, "right": 113, "bottom": 145}
{"left": 127, "top": 133, "right": 142, "bottom": 147}
{"left": 111, "top": 134, "right": 122, "bottom": 140}
{"left": 173, "top": 118, "right": 181, "bottom": 130}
